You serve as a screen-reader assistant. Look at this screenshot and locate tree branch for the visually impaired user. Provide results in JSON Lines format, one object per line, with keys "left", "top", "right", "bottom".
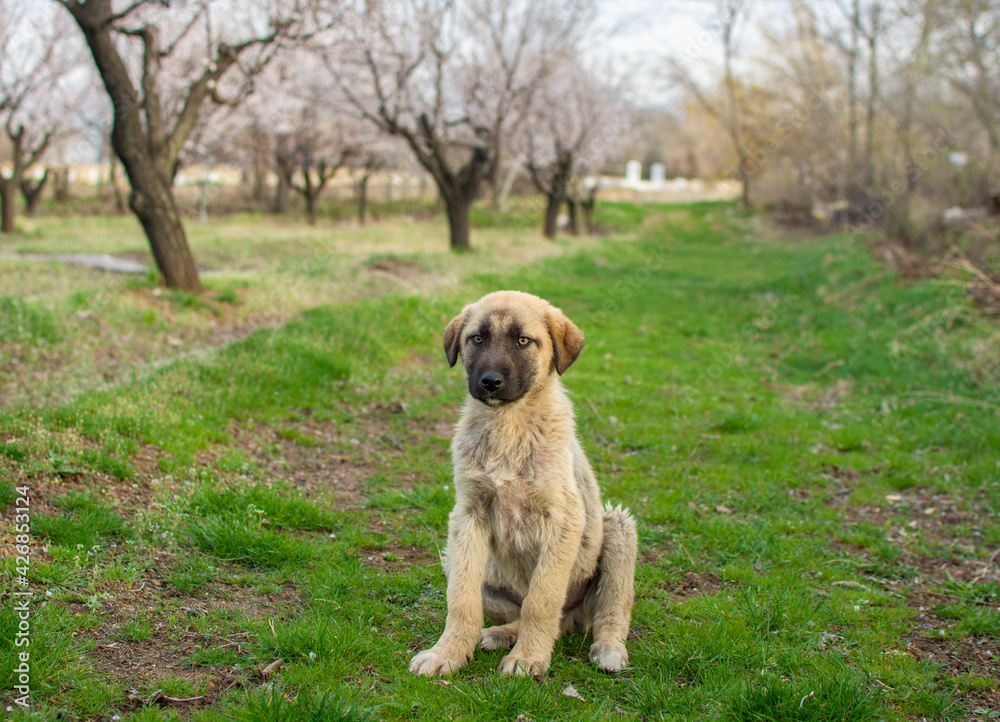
{"left": 102, "top": 0, "right": 165, "bottom": 27}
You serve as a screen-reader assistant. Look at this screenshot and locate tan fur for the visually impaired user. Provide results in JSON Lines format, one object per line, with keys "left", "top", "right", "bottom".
{"left": 409, "top": 291, "right": 637, "bottom": 678}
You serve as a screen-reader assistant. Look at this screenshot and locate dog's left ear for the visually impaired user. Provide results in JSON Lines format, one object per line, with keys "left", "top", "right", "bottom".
{"left": 546, "top": 306, "right": 585, "bottom": 375}
{"left": 443, "top": 308, "right": 468, "bottom": 368}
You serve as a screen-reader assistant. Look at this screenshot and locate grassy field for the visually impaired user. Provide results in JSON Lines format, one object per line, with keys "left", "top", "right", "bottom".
{"left": 0, "top": 198, "right": 606, "bottom": 408}
{"left": 1, "top": 201, "right": 999, "bottom": 721}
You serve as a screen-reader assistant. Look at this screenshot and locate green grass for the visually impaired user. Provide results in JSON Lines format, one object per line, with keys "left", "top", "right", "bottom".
{"left": 0, "top": 296, "right": 61, "bottom": 345}
{"left": 0, "top": 481, "right": 15, "bottom": 508}
{"left": 1, "top": 201, "right": 998, "bottom": 719}
{"left": 32, "top": 492, "right": 125, "bottom": 549}
{"left": 235, "top": 688, "right": 372, "bottom": 721}
{"left": 183, "top": 515, "right": 318, "bottom": 569}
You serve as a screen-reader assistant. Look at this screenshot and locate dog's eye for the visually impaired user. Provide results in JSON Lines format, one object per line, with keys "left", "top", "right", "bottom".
{"left": 472, "top": 335, "right": 483, "bottom": 345}
{"left": 517, "top": 337, "right": 531, "bottom": 346}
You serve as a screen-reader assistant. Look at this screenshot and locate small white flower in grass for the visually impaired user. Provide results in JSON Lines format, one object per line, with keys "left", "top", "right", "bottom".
{"left": 608, "top": 416, "right": 618, "bottom": 425}
{"left": 329, "top": 533, "right": 336, "bottom": 539}
{"left": 309, "top": 652, "right": 316, "bottom": 660}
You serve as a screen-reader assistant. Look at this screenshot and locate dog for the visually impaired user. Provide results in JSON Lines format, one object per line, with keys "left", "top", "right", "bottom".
{"left": 409, "top": 290, "right": 637, "bottom": 677}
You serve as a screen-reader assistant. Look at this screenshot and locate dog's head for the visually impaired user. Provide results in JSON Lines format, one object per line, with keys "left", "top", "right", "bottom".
{"left": 442, "top": 291, "right": 584, "bottom": 406}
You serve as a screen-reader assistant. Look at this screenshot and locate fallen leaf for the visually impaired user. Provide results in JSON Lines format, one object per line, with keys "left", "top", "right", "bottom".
{"left": 562, "top": 684, "right": 585, "bottom": 701}
{"left": 885, "top": 494, "right": 903, "bottom": 502}
{"left": 715, "top": 505, "right": 734, "bottom": 514}
{"left": 261, "top": 658, "right": 284, "bottom": 678}
{"left": 429, "top": 680, "right": 452, "bottom": 686}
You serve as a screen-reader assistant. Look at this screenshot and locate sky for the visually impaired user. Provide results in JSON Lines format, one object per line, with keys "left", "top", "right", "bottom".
{"left": 594, "top": 0, "right": 783, "bottom": 107}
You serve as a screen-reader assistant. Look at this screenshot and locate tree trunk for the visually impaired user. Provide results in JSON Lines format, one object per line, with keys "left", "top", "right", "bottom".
{"left": 131, "top": 176, "right": 201, "bottom": 289}
{"left": 358, "top": 175, "right": 368, "bottom": 225}
{"left": 0, "top": 179, "right": 16, "bottom": 233}
{"left": 846, "top": 0, "right": 860, "bottom": 200}
{"left": 20, "top": 169, "right": 48, "bottom": 217}
{"left": 736, "top": 160, "right": 751, "bottom": 211}
{"left": 273, "top": 173, "right": 290, "bottom": 213}
{"left": 490, "top": 162, "right": 503, "bottom": 211}
{"left": 252, "top": 161, "right": 266, "bottom": 202}
{"left": 582, "top": 202, "right": 595, "bottom": 234}
{"left": 53, "top": 167, "right": 70, "bottom": 202}
{"left": 117, "top": 157, "right": 201, "bottom": 290}
{"left": 306, "top": 190, "right": 317, "bottom": 226}
{"left": 580, "top": 185, "right": 597, "bottom": 234}
{"left": 566, "top": 197, "right": 579, "bottom": 236}
{"left": 863, "top": 4, "right": 880, "bottom": 189}
{"left": 543, "top": 193, "right": 561, "bottom": 239}
{"left": 445, "top": 196, "right": 471, "bottom": 251}
{"left": 536, "top": 152, "right": 573, "bottom": 239}
{"left": 251, "top": 128, "right": 267, "bottom": 202}
{"left": 273, "top": 134, "right": 293, "bottom": 213}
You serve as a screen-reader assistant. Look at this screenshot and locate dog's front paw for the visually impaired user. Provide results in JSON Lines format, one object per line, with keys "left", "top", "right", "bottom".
{"left": 498, "top": 652, "right": 549, "bottom": 677}
{"left": 409, "top": 647, "right": 469, "bottom": 676}
{"left": 589, "top": 640, "right": 629, "bottom": 672}
{"left": 479, "top": 625, "right": 517, "bottom": 651}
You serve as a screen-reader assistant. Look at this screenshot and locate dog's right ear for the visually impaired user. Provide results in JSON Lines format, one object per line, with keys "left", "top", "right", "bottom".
{"left": 443, "top": 309, "right": 468, "bottom": 367}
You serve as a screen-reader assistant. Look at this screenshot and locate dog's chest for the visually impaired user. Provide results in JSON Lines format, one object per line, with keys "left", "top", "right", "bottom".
{"left": 487, "top": 485, "right": 551, "bottom": 552}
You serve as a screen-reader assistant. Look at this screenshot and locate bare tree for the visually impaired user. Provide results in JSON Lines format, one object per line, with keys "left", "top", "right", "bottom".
{"left": 812, "top": 0, "right": 875, "bottom": 204}
{"left": 668, "top": 0, "right": 754, "bottom": 209}
{"left": 463, "top": 0, "right": 595, "bottom": 211}
{"left": 225, "top": 57, "right": 306, "bottom": 213}
{"left": 331, "top": 0, "right": 590, "bottom": 251}
{"left": 19, "top": 169, "right": 48, "bottom": 216}
{"left": 520, "top": 62, "right": 617, "bottom": 238}
{"left": 276, "top": 109, "right": 356, "bottom": 225}
{"left": 938, "top": 0, "right": 1000, "bottom": 196}
{"left": 345, "top": 129, "right": 402, "bottom": 225}
{"left": 349, "top": 149, "right": 384, "bottom": 226}
{"left": 0, "top": 1, "right": 80, "bottom": 232}
{"left": 57, "top": 0, "right": 324, "bottom": 290}
{"left": 569, "top": 176, "right": 602, "bottom": 234}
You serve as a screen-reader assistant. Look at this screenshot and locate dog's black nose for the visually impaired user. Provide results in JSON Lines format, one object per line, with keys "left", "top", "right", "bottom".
{"left": 479, "top": 373, "right": 504, "bottom": 392}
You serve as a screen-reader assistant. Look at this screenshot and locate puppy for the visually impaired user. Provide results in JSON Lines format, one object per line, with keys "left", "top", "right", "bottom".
{"left": 410, "top": 290, "right": 637, "bottom": 677}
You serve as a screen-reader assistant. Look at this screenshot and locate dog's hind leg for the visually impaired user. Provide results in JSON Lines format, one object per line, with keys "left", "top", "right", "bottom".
{"left": 480, "top": 620, "right": 519, "bottom": 650}
{"left": 588, "top": 503, "right": 637, "bottom": 672}
{"left": 480, "top": 563, "right": 522, "bottom": 650}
